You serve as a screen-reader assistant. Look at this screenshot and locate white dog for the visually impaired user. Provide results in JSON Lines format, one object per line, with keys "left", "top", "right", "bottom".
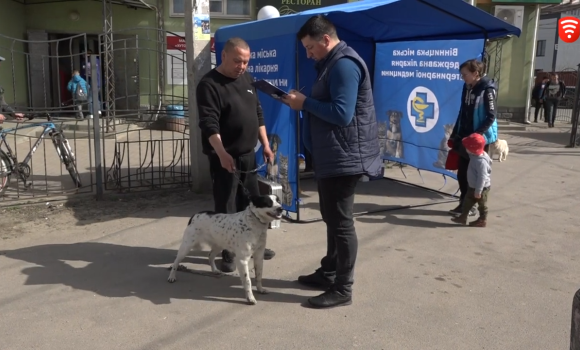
{"left": 489, "top": 139, "right": 509, "bottom": 162}
{"left": 167, "top": 194, "right": 283, "bottom": 305}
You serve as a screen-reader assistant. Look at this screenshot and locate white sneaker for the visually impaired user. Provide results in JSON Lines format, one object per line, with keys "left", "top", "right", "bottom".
{"left": 87, "top": 115, "right": 94, "bottom": 119}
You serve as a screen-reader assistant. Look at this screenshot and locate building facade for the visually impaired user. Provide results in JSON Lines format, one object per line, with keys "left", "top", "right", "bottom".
{"left": 0, "top": 0, "right": 350, "bottom": 114}
{"left": 535, "top": 8, "right": 580, "bottom": 73}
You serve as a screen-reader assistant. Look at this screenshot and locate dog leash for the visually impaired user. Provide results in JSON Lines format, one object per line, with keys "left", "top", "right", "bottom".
{"left": 233, "top": 162, "right": 267, "bottom": 198}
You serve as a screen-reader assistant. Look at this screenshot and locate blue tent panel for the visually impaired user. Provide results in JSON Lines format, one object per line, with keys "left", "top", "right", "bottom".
{"left": 215, "top": 0, "right": 521, "bottom": 44}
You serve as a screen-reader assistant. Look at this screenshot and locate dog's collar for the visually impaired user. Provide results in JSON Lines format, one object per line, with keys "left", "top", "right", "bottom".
{"left": 249, "top": 207, "right": 268, "bottom": 225}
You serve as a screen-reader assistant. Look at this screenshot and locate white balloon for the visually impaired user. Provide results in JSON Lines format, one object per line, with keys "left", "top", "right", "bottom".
{"left": 257, "top": 6, "right": 280, "bottom": 20}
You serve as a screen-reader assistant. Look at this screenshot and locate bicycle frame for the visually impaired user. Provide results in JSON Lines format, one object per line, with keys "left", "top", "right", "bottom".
{"left": 0, "top": 122, "right": 59, "bottom": 167}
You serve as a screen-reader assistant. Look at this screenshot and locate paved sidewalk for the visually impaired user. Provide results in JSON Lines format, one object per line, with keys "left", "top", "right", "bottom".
{"left": 0, "top": 119, "right": 189, "bottom": 202}
{"left": 0, "top": 129, "right": 579, "bottom": 350}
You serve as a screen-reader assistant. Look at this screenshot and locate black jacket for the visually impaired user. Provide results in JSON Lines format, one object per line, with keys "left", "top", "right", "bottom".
{"left": 531, "top": 82, "right": 546, "bottom": 99}
{"left": 541, "top": 81, "right": 566, "bottom": 100}
{"left": 0, "top": 86, "right": 15, "bottom": 117}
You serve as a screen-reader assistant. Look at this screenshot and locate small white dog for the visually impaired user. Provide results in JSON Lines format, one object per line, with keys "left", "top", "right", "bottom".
{"left": 167, "top": 195, "right": 283, "bottom": 305}
{"left": 489, "top": 139, "right": 509, "bottom": 162}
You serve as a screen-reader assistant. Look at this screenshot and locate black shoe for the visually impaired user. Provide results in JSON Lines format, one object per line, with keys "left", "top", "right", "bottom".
{"left": 220, "top": 250, "right": 236, "bottom": 273}
{"left": 264, "top": 248, "right": 276, "bottom": 260}
{"left": 448, "top": 205, "right": 462, "bottom": 216}
{"left": 298, "top": 268, "right": 335, "bottom": 290}
{"left": 307, "top": 287, "right": 352, "bottom": 309}
{"left": 449, "top": 205, "right": 476, "bottom": 217}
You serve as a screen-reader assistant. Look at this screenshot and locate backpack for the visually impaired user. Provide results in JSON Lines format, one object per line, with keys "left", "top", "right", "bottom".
{"left": 75, "top": 83, "right": 88, "bottom": 102}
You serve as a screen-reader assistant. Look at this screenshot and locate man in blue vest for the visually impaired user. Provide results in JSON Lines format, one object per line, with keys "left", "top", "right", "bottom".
{"left": 283, "top": 15, "right": 383, "bottom": 309}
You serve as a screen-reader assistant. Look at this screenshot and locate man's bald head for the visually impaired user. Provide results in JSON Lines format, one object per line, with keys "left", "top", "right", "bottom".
{"left": 219, "top": 37, "right": 251, "bottom": 79}
{"left": 223, "top": 37, "right": 249, "bottom": 53}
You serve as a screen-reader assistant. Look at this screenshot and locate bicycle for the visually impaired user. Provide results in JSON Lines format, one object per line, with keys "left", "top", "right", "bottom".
{"left": 0, "top": 113, "right": 82, "bottom": 195}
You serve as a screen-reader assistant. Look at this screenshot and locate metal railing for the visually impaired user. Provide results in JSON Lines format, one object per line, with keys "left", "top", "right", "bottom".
{"left": 0, "top": 29, "right": 193, "bottom": 203}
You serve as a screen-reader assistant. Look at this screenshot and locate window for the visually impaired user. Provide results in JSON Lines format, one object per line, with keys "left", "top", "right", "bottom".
{"left": 536, "top": 40, "right": 546, "bottom": 57}
{"left": 170, "top": 0, "right": 250, "bottom": 18}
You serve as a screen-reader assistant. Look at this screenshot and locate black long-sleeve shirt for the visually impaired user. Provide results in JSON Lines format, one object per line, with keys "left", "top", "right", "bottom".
{"left": 196, "top": 69, "right": 264, "bottom": 157}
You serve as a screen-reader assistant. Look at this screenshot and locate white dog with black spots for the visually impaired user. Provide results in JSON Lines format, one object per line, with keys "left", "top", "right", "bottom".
{"left": 167, "top": 194, "right": 283, "bottom": 305}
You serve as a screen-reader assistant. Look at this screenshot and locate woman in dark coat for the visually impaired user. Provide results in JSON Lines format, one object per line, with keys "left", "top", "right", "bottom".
{"left": 448, "top": 59, "right": 498, "bottom": 217}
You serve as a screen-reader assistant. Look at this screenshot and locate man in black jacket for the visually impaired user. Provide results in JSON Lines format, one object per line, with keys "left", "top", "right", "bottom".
{"left": 0, "top": 56, "right": 24, "bottom": 123}
{"left": 541, "top": 73, "right": 567, "bottom": 128}
{"left": 531, "top": 76, "right": 548, "bottom": 123}
{"left": 196, "top": 38, "right": 276, "bottom": 273}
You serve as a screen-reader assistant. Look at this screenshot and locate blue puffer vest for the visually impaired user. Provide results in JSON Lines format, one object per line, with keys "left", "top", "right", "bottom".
{"left": 307, "top": 41, "right": 383, "bottom": 179}
{"left": 457, "top": 77, "right": 498, "bottom": 145}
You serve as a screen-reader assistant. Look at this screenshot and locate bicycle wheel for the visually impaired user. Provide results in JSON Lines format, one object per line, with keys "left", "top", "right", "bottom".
{"left": 0, "top": 150, "right": 11, "bottom": 195}
{"left": 54, "top": 136, "right": 82, "bottom": 188}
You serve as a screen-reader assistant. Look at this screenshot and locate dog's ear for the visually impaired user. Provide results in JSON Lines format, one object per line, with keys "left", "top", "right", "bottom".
{"left": 250, "top": 195, "right": 273, "bottom": 208}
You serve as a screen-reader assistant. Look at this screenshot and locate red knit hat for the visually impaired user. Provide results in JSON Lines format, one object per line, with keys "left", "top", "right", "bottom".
{"left": 462, "top": 133, "right": 486, "bottom": 156}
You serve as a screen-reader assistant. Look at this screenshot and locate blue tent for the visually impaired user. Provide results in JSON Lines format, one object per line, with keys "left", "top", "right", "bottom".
{"left": 217, "top": 0, "right": 521, "bottom": 42}
{"left": 213, "top": 0, "right": 521, "bottom": 216}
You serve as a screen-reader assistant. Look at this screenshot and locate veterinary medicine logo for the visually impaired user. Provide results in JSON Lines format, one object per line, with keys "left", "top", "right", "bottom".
{"left": 559, "top": 17, "right": 580, "bottom": 43}
{"left": 407, "top": 86, "right": 439, "bottom": 133}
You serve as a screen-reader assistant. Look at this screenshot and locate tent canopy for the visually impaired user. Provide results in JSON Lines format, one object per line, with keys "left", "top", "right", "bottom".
{"left": 215, "top": 0, "right": 521, "bottom": 43}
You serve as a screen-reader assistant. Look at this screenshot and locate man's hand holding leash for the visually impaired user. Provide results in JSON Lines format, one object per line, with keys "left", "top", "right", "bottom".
{"left": 0, "top": 113, "right": 25, "bottom": 124}
{"left": 218, "top": 149, "right": 236, "bottom": 173}
{"left": 262, "top": 145, "right": 274, "bottom": 166}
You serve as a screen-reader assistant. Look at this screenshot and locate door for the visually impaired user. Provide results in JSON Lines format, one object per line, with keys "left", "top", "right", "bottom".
{"left": 112, "top": 35, "right": 140, "bottom": 117}
{"left": 27, "top": 30, "right": 52, "bottom": 109}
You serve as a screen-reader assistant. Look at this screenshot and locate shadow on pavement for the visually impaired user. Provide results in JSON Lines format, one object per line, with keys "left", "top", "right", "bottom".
{"left": 503, "top": 130, "right": 571, "bottom": 147}
{"left": 0, "top": 242, "right": 310, "bottom": 306}
{"left": 355, "top": 206, "right": 461, "bottom": 228}
{"left": 299, "top": 177, "right": 451, "bottom": 201}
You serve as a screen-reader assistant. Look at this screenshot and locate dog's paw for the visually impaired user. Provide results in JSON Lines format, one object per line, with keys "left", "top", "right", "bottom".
{"left": 246, "top": 296, "right": 257, "bottom": 305}
{"left": 167, "top": 277, "right": 177, "bottom": 283}
{"left": 211, "top": 268, "right": 223, "bottom": 275}
{"left": 257, "top": 288, "right": 269, "bottom": 295}
{"left": 167, "top": 264, "right": 188, "bottom": 272}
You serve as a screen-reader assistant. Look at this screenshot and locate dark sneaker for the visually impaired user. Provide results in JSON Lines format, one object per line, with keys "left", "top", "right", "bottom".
{"left": 220, "top": 250, "right": 236, "bottom": 273}
{"left": 451, "top": 216, "right": 467, "bottom": 225}
{"left": 448, "top": 205, "right": 462, "bottom": 216}
{"left": 449, "top": 205, "right": 477, "bottom": 217}
{"left": 307, "top": 287, "right": 352, "bottom": 309}
{"left": 264, "top": 248, "right": 276, "bottom": 260}
{"left": 298, "top": 268, "right": 335, "bottom": 290}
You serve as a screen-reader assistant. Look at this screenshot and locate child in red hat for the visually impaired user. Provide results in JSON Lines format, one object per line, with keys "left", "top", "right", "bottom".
{"left": 451, "top": 133, "right": 492, "bottom": 227}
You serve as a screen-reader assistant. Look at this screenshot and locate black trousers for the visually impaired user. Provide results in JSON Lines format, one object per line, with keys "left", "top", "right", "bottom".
{"left": 571, "top": 288, "right": 580, "bottom": 350}
{"left": 544, "top": 98, "right": 559, "bottom": 125}
{"left": 533, "top": 98, "right": 542, "bottom": 121}
{"left": 318, "top": 174, "right": 361, "bottom": 295}
{"left": 457, "top": 144, "right": 489, "bottom": 204}
{"left": 208, "top": 150, "right": 260, "bottom": 215}
{"left": 304, "top": 149, "right": 313, "bottom": 171}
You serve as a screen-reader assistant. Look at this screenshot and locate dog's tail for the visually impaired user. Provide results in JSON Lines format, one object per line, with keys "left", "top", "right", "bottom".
{"left": 187, "top": 210, "right": 217, "bottom": 226}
